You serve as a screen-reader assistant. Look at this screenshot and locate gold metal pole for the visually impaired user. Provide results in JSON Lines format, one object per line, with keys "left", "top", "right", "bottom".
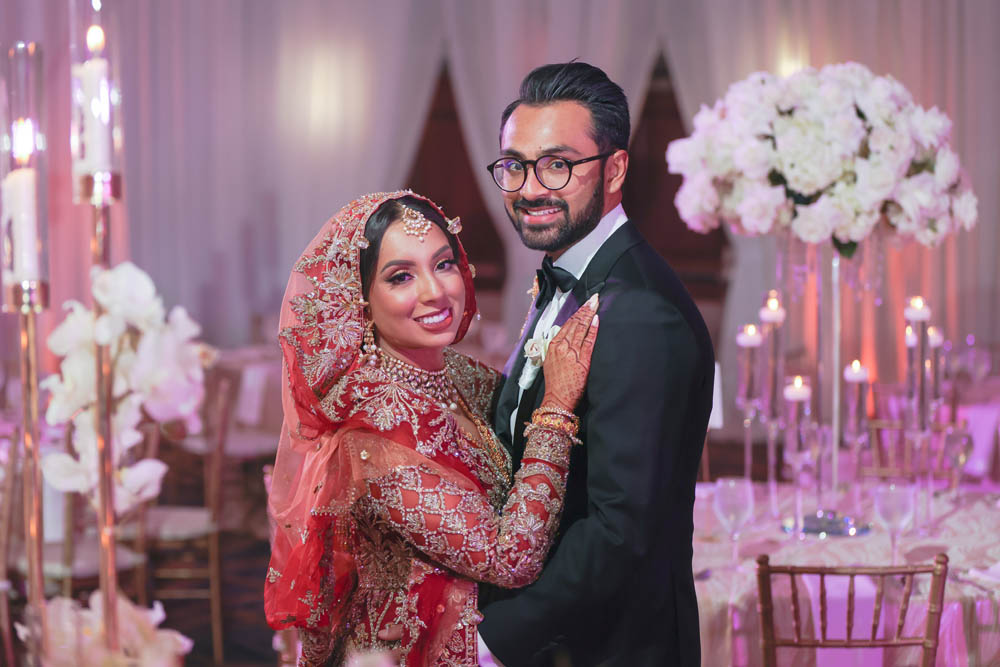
{"left": 85, "top": 172, "right": 122, "bottom": 652}
{"left": 12, "top": 281, "right": 49, "bottom": 663}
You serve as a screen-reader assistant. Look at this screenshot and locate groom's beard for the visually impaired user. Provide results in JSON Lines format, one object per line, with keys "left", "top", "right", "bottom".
{"left": 506, "top": 179, "right": 605, "bottom": 253}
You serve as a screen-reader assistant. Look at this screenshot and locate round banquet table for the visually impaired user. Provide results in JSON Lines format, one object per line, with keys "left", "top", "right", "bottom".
{"left": 694, "top": 481, "right": 1000, "bottom": 666}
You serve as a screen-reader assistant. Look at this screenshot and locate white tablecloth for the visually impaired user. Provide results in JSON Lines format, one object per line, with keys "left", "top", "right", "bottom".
{"left": 694, "top": 482, "right": 1000, "bottom": 666}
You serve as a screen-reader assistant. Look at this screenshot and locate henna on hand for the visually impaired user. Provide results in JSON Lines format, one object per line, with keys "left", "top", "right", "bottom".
{"left": 541, "top": 294, "right": 599, "bottom": 412}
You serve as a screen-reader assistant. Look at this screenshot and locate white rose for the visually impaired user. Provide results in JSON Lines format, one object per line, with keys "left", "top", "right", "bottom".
{"left": 822, "top": 62, "right": 874, "bottom": 96}
{"left": 773, "top": 113, "right": 848, "bottom": 197}
{"left": 666, "top": 135, "right": 704, "bottom": 176}
{"left": 893, "top": 172, "right": 940, "bottom": 223}
{"left": 724, "top": 72, "right": 780, "bottom": 135}
{"left": 791, "top": 196, "right": 839, "bottom": 244}
{"left": 853, "top": 157, "right": 898, "bottom": 211}
{"left": 823, "top": 109, "right": 866, "bottom": 157}
{"left": 523, "top": 338, "right": 544, "bottom": 365}
{"left": 952, "top": 188, "right": 978, "bottom": 231}
{"left": 736, "top": 184, "right": 789, "bottom": 235}
{"left": 675, "top": 172, "right": 720, "bottom": 232}
{"left": 909, "top": 106, "right": 952, "bottom": 149}
{"left": 933, "top": 146, "right": 960, "bottom": 190}
{"left": 703, "top": 121, "right": 741, "bottom": 176}
{"left": 732, "top": 139, "right": 774, "bottom": 181}
{"left": 914, "top": 213, "right": 952, "bottom": 247}
{"left": 692, "top": 101, "right": 723, "bottom": 132}
{"left": 886, "top": 201, "right": 918, "bottom": 234}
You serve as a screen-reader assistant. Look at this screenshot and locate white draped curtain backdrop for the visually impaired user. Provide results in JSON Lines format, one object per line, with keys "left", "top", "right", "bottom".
{"left": 2, "top": 2, "right": 997, "bottom": 417}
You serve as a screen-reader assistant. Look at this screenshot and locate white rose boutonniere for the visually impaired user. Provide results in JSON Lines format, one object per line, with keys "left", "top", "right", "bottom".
{"left": 518, "top": 325, "right": 560, "bottom": 390}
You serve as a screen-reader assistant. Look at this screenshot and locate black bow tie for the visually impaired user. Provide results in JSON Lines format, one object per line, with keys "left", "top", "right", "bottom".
{"left": 536, "top": 255, "right": 578, "bottom": 309}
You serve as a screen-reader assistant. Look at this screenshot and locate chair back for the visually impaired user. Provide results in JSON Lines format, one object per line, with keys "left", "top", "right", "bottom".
{"left": 202, "top": 369, "right": 237, "bottom": 523}
{"left": 860, "top": 419, "right": 971, "bottom": 488}
{"left": 756, "top": 553, "right": 949, "bottom": 667}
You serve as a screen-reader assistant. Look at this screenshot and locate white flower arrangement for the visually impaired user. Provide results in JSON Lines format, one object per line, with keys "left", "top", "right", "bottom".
{"left": 16, "top": 591, "right": 193, "bottom": 666}
{"left": 40, "top": 261, "right": 208, "bottom": 516}
{"left": 666, "top": 62, "right": 978, "bottom": 256}
{"left": 518, "top": 325, "right": 560, "bottom": 390}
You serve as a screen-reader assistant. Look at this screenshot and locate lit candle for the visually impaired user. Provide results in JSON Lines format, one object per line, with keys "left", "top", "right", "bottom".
{"left": 905, "top": 324, "right": 917, "bottom": 348}
{"left": 927, "top": 326, "right": 943, "bottom": 348}
{"left": 759, "top": 293, "right": 787, "bottom": 324}
{"left": 904, "top": 296, "right": 932, "bottom": 322}
{"left": 843, "top": 359, "right": 870, "bottom": 383}
{"left": 784, "top": 375, "right": 812, "bottom": 402}
{"left": 1, "top": 118, "right": 40, "bottom": 282}
{"left": 71, "top": 24, "right": 112, "bottom": 174}
{"left": 736, "top": 323, "right": 763, "bottom": 348}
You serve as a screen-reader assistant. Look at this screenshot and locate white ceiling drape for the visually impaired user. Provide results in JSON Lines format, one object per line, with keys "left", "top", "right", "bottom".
{"left": 658, "top": 0, "right": 1000, "bottom": 433}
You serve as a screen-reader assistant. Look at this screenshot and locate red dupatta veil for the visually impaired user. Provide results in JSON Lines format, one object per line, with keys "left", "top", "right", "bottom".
{"left": 264, "top": 191, "right": 477, "bottom": 646}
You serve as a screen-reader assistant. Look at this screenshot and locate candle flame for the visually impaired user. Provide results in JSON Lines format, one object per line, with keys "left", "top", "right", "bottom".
{"left": 927, "top": 326, "right": 937, "bottom": 337}
{"left": 851, "top": 360, "right": 861, "bottom": 372}
{"left": 11, "top": 118, "right": 35, "bottom": 165}
{"left": 86, "top": 24, "right": 105, "bottom": 54}
{"left": 910, "top": 296, "right": 925, "bottom": 310}
{"left": 793, "top": 376, "right": 803, "bottom": 388}
{"left": 745, "top": 324, "right": 757, "bottom": 336}
{"left": 767, "top": 297, "right": 780, "bottom": 311}
{"left": 905, "top": 325, "right": 913, "bottom": 336}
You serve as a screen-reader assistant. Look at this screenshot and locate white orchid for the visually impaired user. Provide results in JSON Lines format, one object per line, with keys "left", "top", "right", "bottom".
{"left": 91, "top": 261, "right": 166, "bottom": 344}
{"left": 17, "top": 592, "right": 192, "bottom": 666}
{"left": 666, "top": 61, "right": 977, "bottom": 254}
{"left": 41, "top": 261, "right": 205, "bottom": 517}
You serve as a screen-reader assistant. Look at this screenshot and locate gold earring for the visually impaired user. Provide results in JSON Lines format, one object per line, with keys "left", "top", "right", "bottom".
{"left": 362, "top": 319, "right": 378, "bottom": 366}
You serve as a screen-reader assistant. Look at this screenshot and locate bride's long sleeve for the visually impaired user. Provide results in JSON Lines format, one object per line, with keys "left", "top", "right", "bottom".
{"left": 353, "top": 425, "right": 573, "bottom": 589}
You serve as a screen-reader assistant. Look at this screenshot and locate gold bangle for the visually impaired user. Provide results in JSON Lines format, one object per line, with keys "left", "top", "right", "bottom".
{"left": 531, "top": 406, "right": 579, "bottom": 429}
{"left": 531, "top": 413, "right": 578, "bottom": 436}
{"left": 523, "top": 422, "right": 583, "bottom": 447}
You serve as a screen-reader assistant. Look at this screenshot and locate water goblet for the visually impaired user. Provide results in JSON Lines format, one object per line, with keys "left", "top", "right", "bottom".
{"left": 873, "top": 483, "right": 916, "bottom": 565}
{"left": 713, "top": 477, "right": 755, "bottom": 568}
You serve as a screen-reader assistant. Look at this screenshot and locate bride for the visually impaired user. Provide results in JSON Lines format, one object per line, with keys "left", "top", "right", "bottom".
{"left": 264, "top": 190, "right": 598, "bottom": 665}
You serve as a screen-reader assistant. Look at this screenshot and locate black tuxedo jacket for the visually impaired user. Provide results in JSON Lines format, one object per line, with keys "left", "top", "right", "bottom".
{"left": 480, "top": 221, "right": 714, "bottom": 667}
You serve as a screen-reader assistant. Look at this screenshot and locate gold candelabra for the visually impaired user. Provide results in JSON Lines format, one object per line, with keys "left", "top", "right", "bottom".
{"left": 83, "top": 171, "right": 123, "bottom": 651}
{"left": 9, "top": 280, "right": 50, "bottom": 663}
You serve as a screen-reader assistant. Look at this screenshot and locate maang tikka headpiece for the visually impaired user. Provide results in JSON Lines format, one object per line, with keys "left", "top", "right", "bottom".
{"left": 401, "top": 206, "right": 433, "bottom": 241}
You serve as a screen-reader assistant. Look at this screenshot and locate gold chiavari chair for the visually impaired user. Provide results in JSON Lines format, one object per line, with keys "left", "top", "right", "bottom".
{"left": 756, "top": 553, "right": 949, "bottom": 667}
{"left": 860, "top": 419, "right": 972, "bottom": 489}
{"left": 124, "top": 372, "right": 235, "bottom": 665}
{"left": 1, "top": 428, "right": 19, "bottom": 667}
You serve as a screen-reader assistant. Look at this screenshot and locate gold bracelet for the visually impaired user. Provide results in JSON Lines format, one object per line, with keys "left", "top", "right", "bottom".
{"left": 531, "top": 406, "right": 580, "bottom": 430}
{"left": 523, "top": 422, "right": 583, "bottom": 447}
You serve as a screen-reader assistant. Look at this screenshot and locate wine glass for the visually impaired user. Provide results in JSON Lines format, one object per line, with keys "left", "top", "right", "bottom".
{"left": 874, "top": 483, "right": 916, "bottom": 565}
{"left": 713, "top": 477, "right": 755, "bottom": 568}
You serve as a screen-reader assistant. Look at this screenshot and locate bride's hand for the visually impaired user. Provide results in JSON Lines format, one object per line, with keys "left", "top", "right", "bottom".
{"left": 540, "top": 294, "right": 600, "bottom": 413}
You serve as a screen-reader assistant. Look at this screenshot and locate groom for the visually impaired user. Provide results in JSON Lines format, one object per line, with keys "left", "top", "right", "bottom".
{"left": 479, "top": 62, "right": 714, "bottom": 666}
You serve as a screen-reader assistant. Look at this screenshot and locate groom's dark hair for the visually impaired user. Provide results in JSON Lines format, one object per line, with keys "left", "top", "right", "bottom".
{"left": 500, "top": 61, "right": 630, "bottom": 152}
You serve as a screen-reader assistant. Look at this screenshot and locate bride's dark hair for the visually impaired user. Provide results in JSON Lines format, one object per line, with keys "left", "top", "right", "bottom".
{"left": 359, "top": 195, "right": 460, "bottom": 298}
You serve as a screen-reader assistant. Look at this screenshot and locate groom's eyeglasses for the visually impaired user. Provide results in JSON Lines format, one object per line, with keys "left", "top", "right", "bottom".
{"left": 486, "top": 152, "right": 613, "bottom": 192}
